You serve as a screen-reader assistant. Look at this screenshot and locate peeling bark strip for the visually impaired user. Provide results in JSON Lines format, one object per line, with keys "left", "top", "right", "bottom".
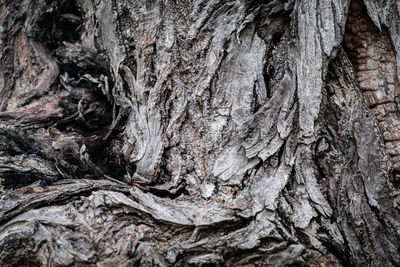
{"left": 295, "top": 0, "right": 347, "bottom": 138}
{"left": 0, "top": 0, "right": 400, "bottom": 266}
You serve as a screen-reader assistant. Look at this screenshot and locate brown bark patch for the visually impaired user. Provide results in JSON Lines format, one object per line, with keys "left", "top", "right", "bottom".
{"left": 344, "top": 0, "right": 400, "bottom": 185}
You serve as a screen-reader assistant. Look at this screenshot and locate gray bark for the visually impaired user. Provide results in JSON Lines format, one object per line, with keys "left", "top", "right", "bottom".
{"left": 0, "top": 0, "right": 399, "bottom": 266}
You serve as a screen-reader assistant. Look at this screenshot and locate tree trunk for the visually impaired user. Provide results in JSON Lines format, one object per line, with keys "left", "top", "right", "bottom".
{"left": 0, "top": 0, "right": 400, "bottom": 266}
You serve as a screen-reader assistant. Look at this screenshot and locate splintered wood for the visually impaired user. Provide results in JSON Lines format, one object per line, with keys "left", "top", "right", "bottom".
{"left": 344, "top": 0, "right": 400, "bottom": 171}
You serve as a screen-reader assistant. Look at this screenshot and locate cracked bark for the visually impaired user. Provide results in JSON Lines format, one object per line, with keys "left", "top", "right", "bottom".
{"left": 0, "top": 0, "right": 400, "bottom": 266}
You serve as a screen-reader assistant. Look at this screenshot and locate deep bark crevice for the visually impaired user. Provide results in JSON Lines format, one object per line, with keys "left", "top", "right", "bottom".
{"left": 36, "top": 0, "right": 83, "bottom": 51}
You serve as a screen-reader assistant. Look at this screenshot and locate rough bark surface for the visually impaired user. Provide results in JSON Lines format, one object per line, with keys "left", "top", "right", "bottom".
{"left": 0, "top": 0, "right": 399, "bottom": 266}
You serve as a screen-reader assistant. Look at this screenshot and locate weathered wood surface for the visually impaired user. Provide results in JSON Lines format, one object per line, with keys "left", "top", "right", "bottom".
{"left": 0, "top": 0, "right": 400, "bottom": 266}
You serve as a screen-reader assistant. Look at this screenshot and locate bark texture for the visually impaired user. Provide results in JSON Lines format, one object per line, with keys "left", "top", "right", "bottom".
{"left": 0, "top": 0, "right": 400, "bottom": 266}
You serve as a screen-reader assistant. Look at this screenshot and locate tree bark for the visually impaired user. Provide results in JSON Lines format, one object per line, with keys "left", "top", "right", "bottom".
{"left": 0, "top": 0, "right": 400, "bottom": 266}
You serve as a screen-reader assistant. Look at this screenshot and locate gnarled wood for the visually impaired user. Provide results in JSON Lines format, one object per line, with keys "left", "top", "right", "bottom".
{"left": 0, "top": 0, "right": 400, "bottom": 266}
